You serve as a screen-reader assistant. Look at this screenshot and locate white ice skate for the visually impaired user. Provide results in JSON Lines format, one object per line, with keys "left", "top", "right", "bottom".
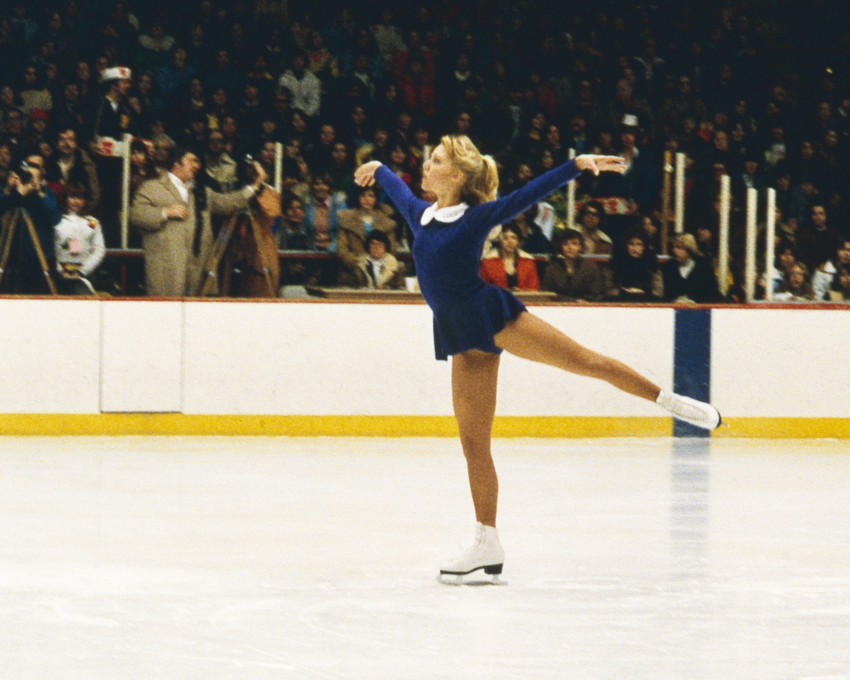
{"left": 439, "top": 522, "right": 505, "bottom": 585}
{"left": 657, "top": 391, "right": 721, "bottom": 430}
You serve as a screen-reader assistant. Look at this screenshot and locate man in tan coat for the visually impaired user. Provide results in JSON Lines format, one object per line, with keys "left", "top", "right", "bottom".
{"left": 130, "top": 147, "right": 267, "bottom": 296}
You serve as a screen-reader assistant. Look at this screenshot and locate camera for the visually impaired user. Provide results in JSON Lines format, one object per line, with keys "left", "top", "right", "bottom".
{"left": 242, "top": 153, "right": 257, "bottom": 180}
{"left": 17, "top": 160, "right": 33, "bottom": 185}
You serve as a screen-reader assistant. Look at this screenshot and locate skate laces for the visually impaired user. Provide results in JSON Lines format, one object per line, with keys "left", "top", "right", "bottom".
{"left": 454, "top": 524, "right": 485, "bottom": 560}
{"left": 460, "top": 524, "right": 496, "bottom": 559}
{"left": 658, "top": 391, "right": 719, "bottom": 429}
{"left": 473, "top": 523, "right": 486, "bottom": 546}
{"left": 668, "top": 398, "right": 703, "bottom": 421}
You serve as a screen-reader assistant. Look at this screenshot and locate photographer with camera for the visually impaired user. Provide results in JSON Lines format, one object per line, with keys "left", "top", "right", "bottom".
{"left": 0, "top": 153, "right": 62, "bottom": 293}
{"left": 129, "top": 146, "right": 267, "bottom": 297}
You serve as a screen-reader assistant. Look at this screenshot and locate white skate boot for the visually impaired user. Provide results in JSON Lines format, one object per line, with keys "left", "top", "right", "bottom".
{"left": 657, "top": 391, "right": 721, "bottom": 430}
{"left": 439, "top": 522, "right": 505, "bottom": 585}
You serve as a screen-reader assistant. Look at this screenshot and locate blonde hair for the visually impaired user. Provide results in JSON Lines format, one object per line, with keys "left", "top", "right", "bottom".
{"left": 672, "top": 232, "right": 701, "bottom": 257}
{"left": 439, "top": 135, "right": 498, "bottom": 205}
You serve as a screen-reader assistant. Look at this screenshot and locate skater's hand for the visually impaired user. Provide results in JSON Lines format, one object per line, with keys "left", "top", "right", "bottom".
{"left": 354, "top": 161, "right": 382, "bottom": 187}
{"left": 575, "top": 155, "right": 627, "bottom": 176}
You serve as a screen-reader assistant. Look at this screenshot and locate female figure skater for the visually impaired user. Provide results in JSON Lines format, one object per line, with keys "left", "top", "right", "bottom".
{"left": 354, "top": 136, "right": 720, "bottom": 581}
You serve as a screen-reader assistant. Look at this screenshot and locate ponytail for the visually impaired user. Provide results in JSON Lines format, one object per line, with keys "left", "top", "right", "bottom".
{"left": 440, "top": 135, "right": 499, "bottom": 205}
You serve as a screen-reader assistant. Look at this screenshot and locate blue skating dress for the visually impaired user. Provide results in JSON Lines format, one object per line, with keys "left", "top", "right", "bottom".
{"left": 375, "top": 160, "right": 582, "bottom": 360}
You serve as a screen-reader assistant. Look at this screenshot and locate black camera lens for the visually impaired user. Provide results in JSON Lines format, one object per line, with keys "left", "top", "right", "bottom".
{"left": 17, "top": 161, "right": 32, "bottom": 184}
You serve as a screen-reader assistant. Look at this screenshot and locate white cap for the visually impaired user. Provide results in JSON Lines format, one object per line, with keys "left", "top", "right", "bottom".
{"left": 100, "top": 66, "right": 132, "bottom": 83}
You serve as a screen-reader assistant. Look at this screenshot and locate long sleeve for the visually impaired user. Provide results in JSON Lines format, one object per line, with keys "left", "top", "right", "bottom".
{"left": 27, "top": 189, "right": 62, "bottom": 230}
{"left": 302, "top": 73, "right": 322, "bottom": 117}
{"left": 25, "top": 189, "right": 62, "bottom": 253}
{"left": 469, "top": 160, "right": 581, "bottom": 236}
{"left": 80, "top": 224, "right": 106, "bottom": 276}
{"left": 81, "top": 152, "right": 102, "bottom": 211}
{"left": 54, "top": 215, "right": 106, "bottom": 277}
{"left": 130, "top": 180, "right": 170, "bottom": 232}
{"left": 375, "top": 164, "right": 429, "bottom": 233}
{"left": 207, "top": 185, "right": 253, "bottom": 215}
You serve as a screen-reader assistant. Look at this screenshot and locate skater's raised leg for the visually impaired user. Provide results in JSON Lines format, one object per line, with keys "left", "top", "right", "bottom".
{"left": 494, "top": 312, "right": 720, "bottom": 429}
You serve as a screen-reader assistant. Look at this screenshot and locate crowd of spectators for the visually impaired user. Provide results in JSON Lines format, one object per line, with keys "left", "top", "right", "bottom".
{"left": 1, "top": 0, "right": 850, "bottom": 302}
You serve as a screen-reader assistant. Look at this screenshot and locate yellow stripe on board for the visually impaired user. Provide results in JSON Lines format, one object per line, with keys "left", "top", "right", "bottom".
{"left": 0, "top": 414, "right": 668, "bottom": 437}
{"left": 712, "top": 418, "right": 850, "bottom": 439}
{"left": 1, "top": 414, "right": 849, "bottom": 438}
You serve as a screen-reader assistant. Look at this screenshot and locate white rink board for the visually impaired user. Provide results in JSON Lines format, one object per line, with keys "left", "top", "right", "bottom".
{"left": 711, "top": 308, "right": 850, "bottom": 417}
{"left": 182, "top": 302, "right": 446, "bottom": 415}
{"left": 0, "top": 299, "right": 100, "bottom": 413}
{"left": 0, "top": 298, "right": 847, "bottom": 419}
{"left": 182, "top": 303, "right": 673, "bottom": 416}
{"left": 497, "top": 305, "right": 673, "bottom": 416}
{"left": 99, "top": 301, "right": 183, "bottom": 412}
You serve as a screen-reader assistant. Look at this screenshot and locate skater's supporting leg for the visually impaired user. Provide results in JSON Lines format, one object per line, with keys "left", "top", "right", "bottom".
{"left": 451, "top": 350, "right": 500, "bottom": 527}
{"left": 493, "top": 311, "right": 661, "bottom": 401}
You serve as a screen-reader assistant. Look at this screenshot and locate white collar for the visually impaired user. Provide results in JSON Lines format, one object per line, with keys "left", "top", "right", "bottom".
{"left": 421, "top": 202, "right": 469, "bottom": 225}
{"left": 167, "top": 172, "right": 191, "bottom": 202}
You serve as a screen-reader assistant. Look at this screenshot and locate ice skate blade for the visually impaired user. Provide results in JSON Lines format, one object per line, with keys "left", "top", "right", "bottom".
{"left": 672, "top": 408, "right": 721, "bottom": 431}
{"left": 438, "top": 565, "right": 506, "bottom": 586}
{"left": 437, "top": 573, "right": 506, "bottom": 586}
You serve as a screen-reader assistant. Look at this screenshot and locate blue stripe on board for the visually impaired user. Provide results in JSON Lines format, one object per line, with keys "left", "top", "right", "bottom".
{"left": 673, "top": 309, "right": 712, "bottom": 438}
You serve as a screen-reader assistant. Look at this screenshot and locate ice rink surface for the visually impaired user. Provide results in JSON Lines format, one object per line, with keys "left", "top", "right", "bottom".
{"left": 1, "top": 435, "right": 848, "bottom": 679}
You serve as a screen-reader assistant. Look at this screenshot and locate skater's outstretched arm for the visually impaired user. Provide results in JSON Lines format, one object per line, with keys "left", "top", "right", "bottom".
{"left": 354, "top": 161, "right": 429, "bottom": 233}
{"left": 469, "top": 155, "right": 626, "bottom": 233}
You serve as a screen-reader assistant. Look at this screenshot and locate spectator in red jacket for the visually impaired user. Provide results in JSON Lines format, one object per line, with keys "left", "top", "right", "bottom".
{"left": 479, "top": 222, "right": 540, "bottom": 291}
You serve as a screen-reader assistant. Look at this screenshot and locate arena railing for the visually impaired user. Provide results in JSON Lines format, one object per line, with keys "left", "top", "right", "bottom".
{"left": 99, "top": 141, "right": 791, "bottom": 304}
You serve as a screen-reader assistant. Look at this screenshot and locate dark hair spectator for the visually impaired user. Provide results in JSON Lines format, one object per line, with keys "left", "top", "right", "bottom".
{"left": 542, "top": 228, "right": 611, "bottom": 301}
{"left": 480, "top": 222, "right": 540, "bottom": 291}
{"left": 610, "top": 228, "right": 659, "bottom": 301}
{"left": 576, "top": 200, "right": 613, "bottom": 256}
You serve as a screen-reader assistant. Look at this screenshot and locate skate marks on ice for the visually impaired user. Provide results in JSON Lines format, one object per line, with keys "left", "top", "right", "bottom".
{"left": 1, "top": 435, "right": 849, "bottom": 680}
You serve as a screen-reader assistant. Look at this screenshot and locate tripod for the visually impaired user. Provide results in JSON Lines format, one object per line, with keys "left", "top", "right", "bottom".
{"left": 0, "top": 207, "right": 58, "bottom": 295}
{"left": 200, "top": 186, "right": 280, "bottom": 297}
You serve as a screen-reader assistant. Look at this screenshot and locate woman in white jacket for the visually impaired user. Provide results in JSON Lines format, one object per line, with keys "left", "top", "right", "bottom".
{"left": 54, "top": 183, "right": 105, "bottom": 295}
